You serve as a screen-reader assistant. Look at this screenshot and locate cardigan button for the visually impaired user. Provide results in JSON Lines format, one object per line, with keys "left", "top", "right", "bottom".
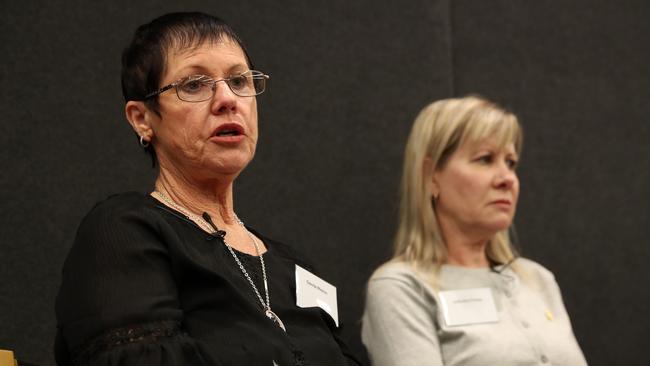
{"left": 541, "top": 355, "right": 549, "bottom": 363}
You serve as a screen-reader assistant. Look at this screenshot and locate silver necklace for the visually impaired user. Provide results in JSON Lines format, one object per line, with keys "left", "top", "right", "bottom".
{"left": 151, "top": 191, "right": 214, "bottom": 233}
{"left": 231, "top": 217, "right": 286, "bottom": 331}
{"left": 151, "top": 190, "right": 287, "bottom": 332}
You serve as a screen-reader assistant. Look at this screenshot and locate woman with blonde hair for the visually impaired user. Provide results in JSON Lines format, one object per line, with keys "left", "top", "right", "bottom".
{"left": 362, "top": 96, "right": 586, "bottom": 366}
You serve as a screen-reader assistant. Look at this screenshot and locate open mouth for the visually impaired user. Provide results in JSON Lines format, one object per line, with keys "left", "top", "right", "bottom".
{"left": 215, "top": 129, "right": 241, "bottom": 137}
{"left": 213, "top": 124, "right": 244, "bottom": 138}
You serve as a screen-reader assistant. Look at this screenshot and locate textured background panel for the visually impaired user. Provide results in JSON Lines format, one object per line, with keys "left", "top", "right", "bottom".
{"left": 1, "top": 1, "right": 649, "bottom": 365}
{"left": 450, "top": 1, "right": 650, "bottom": 365}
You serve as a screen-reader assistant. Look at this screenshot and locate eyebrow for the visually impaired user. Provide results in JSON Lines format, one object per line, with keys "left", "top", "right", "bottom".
{"left": 470, "top": 143, "right": 518, "bottom": 156}
{"left": 169, "top": 63, "right": 249, "bottom": 82}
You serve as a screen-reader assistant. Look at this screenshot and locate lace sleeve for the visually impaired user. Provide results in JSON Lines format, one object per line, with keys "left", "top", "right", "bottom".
{"left": 70, "top": 321, "right": 182, "bottom": 365}
{"left": 55, "top": 198, "right": 213, "bottom": 365}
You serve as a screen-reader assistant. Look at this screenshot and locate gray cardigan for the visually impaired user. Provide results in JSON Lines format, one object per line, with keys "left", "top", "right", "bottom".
{"left": 362, "top": 258, "right": 587, "bottom": 366}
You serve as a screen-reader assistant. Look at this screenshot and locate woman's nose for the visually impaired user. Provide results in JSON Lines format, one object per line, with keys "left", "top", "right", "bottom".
{"left": 210, "top": 82, "right": 237, "bottom": 114}
{"left": 495, "top": 164, "right": 517, "bottom": 189}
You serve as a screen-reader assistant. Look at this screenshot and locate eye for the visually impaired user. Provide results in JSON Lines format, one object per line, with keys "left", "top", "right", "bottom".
{"left": 506, "top": 158, "right": 519, "bottom": 170}
{"left": 229, "top": 76, "right": 245, "bottom": 89}
{"left": 179, "top": 76, "right": 211, "bottom": 94}
{"left": 476, "top": 154, "right": 493, "bottom": 164}
{"left": 228, "top": 74, "right": 250, "bottom": 91}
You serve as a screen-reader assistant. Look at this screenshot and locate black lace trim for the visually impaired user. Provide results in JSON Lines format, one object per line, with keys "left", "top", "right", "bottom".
{"left": 72, "top": 319, "right": 309, "bottom": 366}
{"left": 71, "top": 320, "right": 182, "bottom": 365}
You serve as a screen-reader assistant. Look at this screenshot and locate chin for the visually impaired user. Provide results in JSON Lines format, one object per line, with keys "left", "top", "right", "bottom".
{"left": 485, "top": 218, "right": 514, "bottom": 233}
{"left": 211, "top": 152, "right": 254, "bottom": 173}
{"left": 213, "top": 163, "right": 250, "bottom": 177}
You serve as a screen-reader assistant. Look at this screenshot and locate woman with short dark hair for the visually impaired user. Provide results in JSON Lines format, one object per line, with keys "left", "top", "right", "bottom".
{"left": 55, "top": 12, "right": 360, "bottom": 366}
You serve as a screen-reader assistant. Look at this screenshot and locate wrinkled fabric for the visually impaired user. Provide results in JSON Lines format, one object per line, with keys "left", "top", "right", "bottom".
{"left": 56, "top": 192, "right": 360, "bottom": 366}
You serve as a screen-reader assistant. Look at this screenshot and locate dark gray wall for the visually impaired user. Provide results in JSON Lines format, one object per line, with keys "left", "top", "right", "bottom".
{"left": 450, "top": 2, "right": 650, "bottom": 364}
{"left": 1, "top": 1, "right": 648, "bottom": 365}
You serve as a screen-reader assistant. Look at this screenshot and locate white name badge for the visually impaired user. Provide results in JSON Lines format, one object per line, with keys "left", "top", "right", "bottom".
{"left": 439, "top": 287, "right": 499, "bottom": 327}
{"left": 295, "top": 265, "right": 339, "bottom": 326}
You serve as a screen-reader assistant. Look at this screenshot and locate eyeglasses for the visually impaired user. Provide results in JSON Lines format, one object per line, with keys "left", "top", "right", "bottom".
{"left": 144, "top": 70, "right": 269, "bottom": 102}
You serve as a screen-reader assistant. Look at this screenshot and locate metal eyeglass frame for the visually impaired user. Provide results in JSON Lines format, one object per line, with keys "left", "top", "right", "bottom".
{"left": 144, "top": 70, "right": 269, "bottom": 102}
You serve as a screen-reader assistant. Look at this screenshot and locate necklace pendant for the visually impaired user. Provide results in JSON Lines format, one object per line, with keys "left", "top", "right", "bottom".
{"left": 265, "top": 308, "right": 287, "bottom": 332}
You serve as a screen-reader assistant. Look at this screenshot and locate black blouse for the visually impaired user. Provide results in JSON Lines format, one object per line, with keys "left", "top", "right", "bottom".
{"left": 55, "top": 192, "right": 360, "bottom": 366}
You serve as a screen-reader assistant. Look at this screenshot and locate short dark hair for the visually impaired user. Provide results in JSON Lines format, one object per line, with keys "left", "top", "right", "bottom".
{"left": 120, "top": 12, "right": 253, "bottom": 164}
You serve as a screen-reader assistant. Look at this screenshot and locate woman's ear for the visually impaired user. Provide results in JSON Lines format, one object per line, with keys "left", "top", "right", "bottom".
{"left": 125, "top": 101, "right": 155, "bottom": 142}
{"left": 423, "top": 157, "right": 440, "bottom": 199}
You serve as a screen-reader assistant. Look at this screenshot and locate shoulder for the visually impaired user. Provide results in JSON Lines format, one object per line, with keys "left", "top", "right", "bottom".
{"left": 57, "top": 193, "right": 186, "bottom": 354}
{"left": 81, "top": 191, "right": 158, "bottom": 225}
{"left": 60, "top": 192, "right": 176, "bottom": 306}
{"left": 75, "top": 191, "right": 164, "bottom": 239}
{"left": 367, "top": 261, "right": 432, "bottom": 299}
{"left": 513, "top": 258, "right": 576, "bottom": 319}
{"left": 514, "top": 257, "right": 567, "bottom": 301}
{"left": 371, "top": 261, "right": 421, "bottom": 282}
{"left": 364, "top": 261, "right": 437, "bottom": 320}
{"left": 66, "top": 192, "right": 165, "bottom": 264}
{"left": 515, "top": 257, "right": 557, "bottom": 283}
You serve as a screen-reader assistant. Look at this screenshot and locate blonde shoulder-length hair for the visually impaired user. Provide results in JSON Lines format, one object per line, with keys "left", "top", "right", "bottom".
{"left": 391, "top": 96, "right": 523, "bottom": 282}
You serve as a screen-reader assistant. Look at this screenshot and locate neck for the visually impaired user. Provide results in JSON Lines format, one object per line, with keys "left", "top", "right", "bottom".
{"left": 445, "top": 239, "right": 490, "bottom": 267}
{"left": 154, "top": 166, "right": 237, "bottom": 226}
{"left": 438, "top": 216, "right": 491, "bottom": 268}
{"left": 153, "top": 162, "right": 266, "bottom": 257}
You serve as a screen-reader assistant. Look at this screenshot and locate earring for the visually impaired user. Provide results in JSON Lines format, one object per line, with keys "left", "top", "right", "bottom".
{"left": 139, "top": 135, "right": 150, "bottom": 148}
